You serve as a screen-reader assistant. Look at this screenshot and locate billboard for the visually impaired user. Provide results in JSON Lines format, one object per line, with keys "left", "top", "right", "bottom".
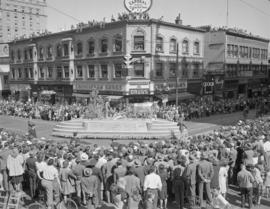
{"left": 124, "top": 0, "right": 152, "bottom": 13}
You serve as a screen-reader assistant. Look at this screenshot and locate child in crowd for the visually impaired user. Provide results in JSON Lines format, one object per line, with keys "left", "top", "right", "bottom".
{"left": 264, "top": 167, "right": 270, "bottom": 198}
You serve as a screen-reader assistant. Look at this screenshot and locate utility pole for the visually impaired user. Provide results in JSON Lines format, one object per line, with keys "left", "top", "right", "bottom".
{"left": 176, "top": 43, "right": 179, "bottom": 106}
{"left": 226, "top": 0, "right": 229, "bottom": 28}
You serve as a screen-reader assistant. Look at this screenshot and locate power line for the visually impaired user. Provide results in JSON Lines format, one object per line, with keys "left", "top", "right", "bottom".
{"left": 46, "top": 3, "right": 83, "bottom": 22}
{"left": 238, "top": 0, "right": 270, "bottom": 17}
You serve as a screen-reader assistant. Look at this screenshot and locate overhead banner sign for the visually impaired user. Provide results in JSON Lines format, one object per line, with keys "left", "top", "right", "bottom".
{"left": 124, "top": 0, "right": 152, "bottom": 13}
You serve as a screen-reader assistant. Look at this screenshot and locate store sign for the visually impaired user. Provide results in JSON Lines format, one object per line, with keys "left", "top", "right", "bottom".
{"left": 124, "top": 0, "right": 152, "bottom": 13}
{"left": 203, "top": 82, "right": 214, "bottom": 87}
{"left": 0, "top": 44, "right": 9, "bottom": 58}
{"left": 130, "top": 89, "right": 149, "bottom": 95}
{"left": 75, "top": 82, "right": 124, "bottom": 92}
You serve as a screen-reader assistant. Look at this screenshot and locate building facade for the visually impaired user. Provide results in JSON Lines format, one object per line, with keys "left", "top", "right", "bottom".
{"left": 9, "top": 18, "right": 205, "bottom": 103}
{"left": 0, "top": 0, "right": 47, "bottom": 43}
{"left": 204, "top": 28, "right": 269, "bottom": 99}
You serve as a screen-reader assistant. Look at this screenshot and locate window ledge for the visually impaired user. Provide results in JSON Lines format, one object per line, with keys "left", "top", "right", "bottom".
{"left": 100, "top": 78, "right": 108, "bottom": 80}
{"left": 75, "top": 54, "right": 83, "bottom": 59}
{"left": 131, "top": 50, "right": 146, "bottom": 53}
{"left": 87, "top": 78, "right": 95, "bottom": 80}
{"left": 182, "top": 52, "right": 189, "bottom": 55}
{"left": 169, "top": 51, "right": 177, "bottom": 54}
{"left": 76, "top": 77, "right": 83, "bottom": 80}
{"left": 193, "top": 53, "right": 200, "bottom": 56}
{"left": 99, "top": 52, "right": 108, "bottom": 56}
{"left": 46, "top": 57, "right": 53, "bottom": 60}
{"left": 113, "top": 51, "right": 123, "bottom": 55}
{"left": 87, "top": 53, "right": 95, "bottom": 57}
{"left": 156, "top": 50, "right": 164, "bottom": 53}
{"left": 113, "top": 77, "right": 125, "bottom": 80}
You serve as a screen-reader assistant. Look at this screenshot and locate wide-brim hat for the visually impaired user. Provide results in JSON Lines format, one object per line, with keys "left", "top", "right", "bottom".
{"left": 80, "top": 153, "right": 89, "bottom": 161}
{"left": 83, "top": 168, "right": 92, "bottom": 177}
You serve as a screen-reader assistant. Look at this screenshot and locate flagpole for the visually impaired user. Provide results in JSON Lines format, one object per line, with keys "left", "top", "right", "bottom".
{"left": 226, "top": 0, "right": 229, "bottom": 27}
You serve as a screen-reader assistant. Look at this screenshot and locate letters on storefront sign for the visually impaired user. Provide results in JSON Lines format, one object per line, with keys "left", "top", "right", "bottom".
{"left": 124, "top": 0, "right": 152, "bottom": 13}
{"left": 75, "top": 83, "right": 123, "bottom": 91}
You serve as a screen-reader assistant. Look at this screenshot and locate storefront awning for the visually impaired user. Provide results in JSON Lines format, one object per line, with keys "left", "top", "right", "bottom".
{"left": 41, "top": 90, "right": 56, "bottom": 95}
{"left": 72, "top": 93, "right": 90, "bottom": 98}
{"left": 104, "top": 95, "right": 123, "bottom": 101}
{"left": 168, "top": 92, "right": 195, "bottom": 101}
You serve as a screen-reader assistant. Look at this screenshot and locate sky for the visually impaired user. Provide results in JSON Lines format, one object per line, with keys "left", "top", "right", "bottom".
{"left": 46, "top": 0, "right": 270, "bottom": 38}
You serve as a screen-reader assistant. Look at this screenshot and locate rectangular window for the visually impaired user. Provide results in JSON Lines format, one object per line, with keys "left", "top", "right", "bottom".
{"left": 169, "top": 63, "right": 176, "bottom": 77}
{"left": 47, "top": 46, "right": 52, "bottom": 58}
{"left": 57, "top": 66, "right": 62, "bottom": 79}
{"left": 76, "top": 65, "right": 83, "bottom": 78}
{"left": 170, "top": 39, "right": 177, "bottom": 53}
{"left": 18, "top": 68, "right": 22, "bottom": 78}
{"left": 114, "top": 64, "right": 123, "bottom": 78}
{"left": 63, "top": 44, "right": 69, "bottom": 57}
{"left": 64, "top": 66, "right": 69, "bottom": 78}
{"left": 29, "top": 48, "right": 33, "bottom": 60}
{"left": 193, "top": 63, "right": 200, "bottom": 77}
{"left": 11, "top": 68, "right": 15, "bottom": 79}
{"left": 29, "top": 68, "right": 33, "bottom": 78}
{"left": 48, "top": 67, "right": 53, "bottom": 78}
{"left": 155, "top": 63, "right": 163, "bottom": 77}
{"left": 3, "top": 76, "right": 8, "bottom": 84}
{"left": 134, "top": 63, "right": 144, "bottom": 77}
{"left": 24, "top": 68, "right": 28, "bottom": 79}
{"left": 39, "top": 67, "right": 45, "bottom": 78}
{"left": 88, "top": 65, "right": 95, "bottom": 78}
{"left": 134, "top": 36, "right": 144, "bottom": 51}
{"left": 39, "top": 48, "right": 44, "bottom": 59}
{"left": 101, "top": 65, "right": 108, "bottom": 79}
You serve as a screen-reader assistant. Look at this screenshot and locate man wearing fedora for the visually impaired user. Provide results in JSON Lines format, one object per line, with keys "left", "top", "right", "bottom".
{"left": 197, "top": 152, "right": 214, "bottom": 208}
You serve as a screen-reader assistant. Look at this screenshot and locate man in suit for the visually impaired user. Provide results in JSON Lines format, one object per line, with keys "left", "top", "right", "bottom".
{"left": 183, "top": 155, "right": 197, "bottom": 207}
{"left": 197, "top": 152, "right": 214, "bottom": 208}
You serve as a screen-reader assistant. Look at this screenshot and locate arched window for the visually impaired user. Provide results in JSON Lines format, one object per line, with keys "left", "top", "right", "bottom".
{"left": 170, "top": 38, "right": 177, "bottom": 53}
{"left": 114, "top": 35, "right": 122, "bottom": 52}
{"left": 193, "top": 41, "right": 200, "bottom": 55}
{"left": 156, "top": 36, "right": 163, "bottom": 52}
{"left": 76, "top": 42, "right": 83, "bottom": 55}
{"left": 182, "top": 39, "right": 189, "bottom": 54}
{"left": 100, "top": 38, "right": 108, "bottom": 53}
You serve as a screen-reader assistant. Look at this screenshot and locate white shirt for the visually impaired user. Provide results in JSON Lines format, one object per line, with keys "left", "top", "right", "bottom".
{"left": 40, "top": 164, "right": 58, "bottom": 181}
{"left": 143, "top": 172, "right": 162, "bottom": 191}
{"left": 36, "top": 161, "right": 47, "bottom": 172}
{"left": 264, "top": 141, "right": 270, "bottom": 152}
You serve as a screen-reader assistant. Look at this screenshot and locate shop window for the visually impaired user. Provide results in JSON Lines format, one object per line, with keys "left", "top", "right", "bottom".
{"left": 114, "top": 63, "right": 123, "bottom": 78}
{"left": 134, "top": 63, "right": 144, "bottom": 77}
{"left": 100, "top": 39, "right": 108, "bottom": 53}
{"left": 88, "top": 40, "right": 95, "bottom": 55}
{"left": 134, "top": 36, "right": 144, "bottom": 51}
{"left": 170, "top": 39, "right": 177, "bottom": 53}
{"left": 76, "top": 42, "right": 83, "bottom": 56}
{"left": 193, "top": 41, "right": 200, "bottom": 55}
{"left": 182, "top": 39, "right": 189, "bottom": 54}
{"left": 76, "top": 65, "right": 83, "bottom": 78}
{"left": 88, "top": 65, "right": 95, "bottom": 78}
{"left": 113, "top": 35, "right": 122, "bottom": 52}
{"left": 169, "top": 63, "right": 176, "bottom": 77}
{"left": 155, "top": 62, "right": 163, "bottom": 78}
{"left": 156, "top": 37, "right": 163, "bottom": 52}
{"left": 101, "top": 65, "right": 108, "bottom": 79}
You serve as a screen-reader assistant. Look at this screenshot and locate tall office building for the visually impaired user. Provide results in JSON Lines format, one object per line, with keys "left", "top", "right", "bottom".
{"left": 0, "top": 0, "right": 47, "bottom": 43}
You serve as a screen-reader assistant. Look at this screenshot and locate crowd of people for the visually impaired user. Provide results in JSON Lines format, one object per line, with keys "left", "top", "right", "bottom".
{"left": 0, "top": 116, "right": 270, "bottom": 209}
{"left": 0, "top": 97, "right": 269, "bottom": 122}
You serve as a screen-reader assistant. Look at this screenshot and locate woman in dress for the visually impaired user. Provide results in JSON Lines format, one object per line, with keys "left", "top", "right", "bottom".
{"left": 219, "top": 160, "right": 228, "bottom": 198}
{"left": 59, "top": 160, "right": 77, "bottom": 203}
{"left": 158, "top": 164, "right": 168, "bottom": 209}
